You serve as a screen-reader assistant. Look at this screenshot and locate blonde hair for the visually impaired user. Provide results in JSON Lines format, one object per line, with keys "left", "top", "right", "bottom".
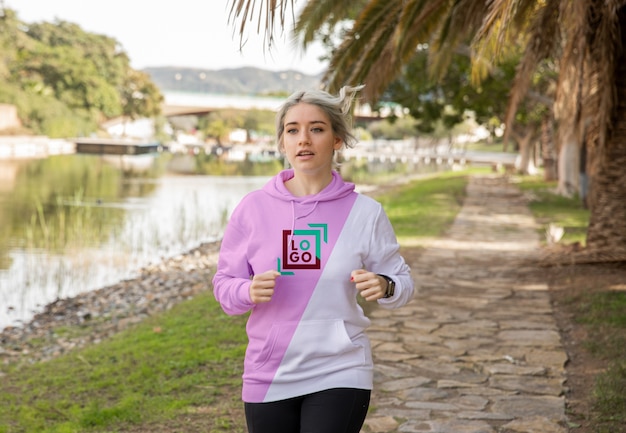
{"left": 275, "top": 85, "right": 365, "bottom": 151}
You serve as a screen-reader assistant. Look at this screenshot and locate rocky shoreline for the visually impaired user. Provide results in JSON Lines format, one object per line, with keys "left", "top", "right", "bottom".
{"left": 0, "top": 241, "right": 221, "bottom": 369}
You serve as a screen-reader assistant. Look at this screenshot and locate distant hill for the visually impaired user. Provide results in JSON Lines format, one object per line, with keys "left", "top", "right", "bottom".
{"left": 143, "top": 66, "right": 322, "bottom": 95}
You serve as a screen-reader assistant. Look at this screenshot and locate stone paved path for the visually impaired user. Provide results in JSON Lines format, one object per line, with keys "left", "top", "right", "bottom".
{"left": 364, "top": 175, "right": 568, "bottom": 433}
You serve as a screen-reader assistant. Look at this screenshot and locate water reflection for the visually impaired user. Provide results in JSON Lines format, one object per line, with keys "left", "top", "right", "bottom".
{"left": 0, "top": 155, "right": 268, "bottom": 330}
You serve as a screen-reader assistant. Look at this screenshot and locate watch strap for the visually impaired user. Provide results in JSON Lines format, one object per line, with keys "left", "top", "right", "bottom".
{"left": 377, "top": 274, "right": 395, "bottom": 298}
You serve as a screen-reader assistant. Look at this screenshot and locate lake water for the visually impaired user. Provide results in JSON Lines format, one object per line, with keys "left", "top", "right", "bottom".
{"left": 0, "top": 154, "right": 268, "bottom": 330}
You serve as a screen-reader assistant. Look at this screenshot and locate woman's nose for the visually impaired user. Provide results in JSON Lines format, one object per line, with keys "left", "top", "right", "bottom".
{"left": 298, "top": 131, "right": 310, "bottom": 144}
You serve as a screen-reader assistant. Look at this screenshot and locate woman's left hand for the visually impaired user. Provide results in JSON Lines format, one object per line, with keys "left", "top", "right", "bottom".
{"left": 350, "top": 269, "right": 387, "bottom": 301}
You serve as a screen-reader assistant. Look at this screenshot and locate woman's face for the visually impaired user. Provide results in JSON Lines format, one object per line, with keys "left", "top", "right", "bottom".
{"left": 281, "top": 103, "right": 342, "bottom": 176}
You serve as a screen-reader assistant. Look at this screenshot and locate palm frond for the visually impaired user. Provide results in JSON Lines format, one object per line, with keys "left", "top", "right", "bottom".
{"left": 500, "top": 0, "right": 561, "bottom": 142}
{"left": 322, "top": 0, "right": 402, "bottom": 96}
{"left": 552, "top": 0, "right": 586, "bottom": 152}
{"left": 295, "top": 0, "right": 363, "bottom": 47}
{"left": 472, "top": 0, "right": 540, "bottom": 81}
{"left": 428, "top": 0, "right": 491, "bottom": 80}
{"left": 227, "top": 0, "right": 295, "bottom": 50}
{"left": 580, "top": 0, "right": 621, "bottom": 156}
{"left": 396, "top": 0, "right": 450, "bottom": 76}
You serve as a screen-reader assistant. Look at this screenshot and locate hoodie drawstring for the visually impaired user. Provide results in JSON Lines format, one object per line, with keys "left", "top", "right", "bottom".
{"left": 289, "top": 200, "right": 320, "bottom": 245}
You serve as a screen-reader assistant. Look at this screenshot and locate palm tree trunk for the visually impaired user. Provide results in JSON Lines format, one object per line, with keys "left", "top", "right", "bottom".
{"left": 541, "top": 115, "right": 557, "bottom": 181}
{"left": 586, "top": 141, "right": 626, "bottom": 251}
{"left": 516, "top": 127, "right": 534, "bottom": 175}
{"left": 585, "top": 13, "right": 626, "bottom": 252}
{"left": 556, "top": 132, "right": 579, "bottom": 196}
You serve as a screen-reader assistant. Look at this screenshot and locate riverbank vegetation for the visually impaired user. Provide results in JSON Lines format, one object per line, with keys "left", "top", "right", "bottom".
{"left": 1, "top": 172, "right": 624, "bottom": 432}
{"left": 0, "top": 8, "right": 163, "bottom": 138}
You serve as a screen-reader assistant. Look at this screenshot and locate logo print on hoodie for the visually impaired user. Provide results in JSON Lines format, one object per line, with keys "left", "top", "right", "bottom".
{"left": 277, "top": 223, "right": 328, "bottom": 275}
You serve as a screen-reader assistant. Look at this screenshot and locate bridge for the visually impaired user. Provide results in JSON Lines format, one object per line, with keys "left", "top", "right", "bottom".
{"left": 161, "top": 91, "right": 386, "bottom": 121}
{"left": 161, "top": 92, "right": 283, "bottom": 116}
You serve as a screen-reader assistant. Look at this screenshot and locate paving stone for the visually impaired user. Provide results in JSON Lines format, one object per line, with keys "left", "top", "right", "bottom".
{"left": 502, "top": 415, "right": 568, "bottom": 433}
{"left": 483, "top": 363, "right": 547, "bottom": 376}
{"left": 405, "top": 401, "right": 459, "bottom": 411}
{"left": 380, "top": 376, "right": 433, "bottom": 392}
{"left": 398, "top": 419, "right": 496, "bottom": 433}
{"left": 457, "top": 411, "right": 515, "bottom": 421}
{"left": 491, "top": 395, "right": 565, "bottom": 419}
{"left": 496, "top": 329, "right": 562, "bottom": 346}
{"left": 437, "top": 379, "right": 480, "bottom": 389}
{"left": 364, "top": 416, "right": 399, "bottom": 432}
{"left": 399, "top": 387, "right": 450, "bottom": 401}
{"left": 489, "top": 375, "right": 565, "bottom": 396}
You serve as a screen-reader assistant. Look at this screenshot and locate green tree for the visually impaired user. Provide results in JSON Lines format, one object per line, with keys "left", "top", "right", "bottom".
{"left": 198, "top": 111, "right": 240, "bottom": 145}
{"left": 0, "top": 9, "right": 163, "bottom": 137}
{"left": 120, "top": 69, "right": 163, "bottom": 120}
{"left": 19, "top": 20, "right": 125, "bottom": 117}
{"left": 242, "top": 108, "right": 275, "bottom": 140}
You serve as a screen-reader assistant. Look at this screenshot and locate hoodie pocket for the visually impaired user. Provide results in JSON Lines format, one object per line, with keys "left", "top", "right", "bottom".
{"left": 253, "top": 319, "right": 367, "bottom": 378}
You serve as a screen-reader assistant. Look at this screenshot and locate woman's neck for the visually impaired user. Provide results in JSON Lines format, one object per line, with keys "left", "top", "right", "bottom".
{"left": 285, "top": 171, "right": 333, "bottom": 197}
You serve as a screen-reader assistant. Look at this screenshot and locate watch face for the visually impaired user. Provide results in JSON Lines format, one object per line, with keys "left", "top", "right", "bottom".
{"left": 378, "top": 274, "right": 395, "bottom": 298}
{"left": 385, "top": 277, "right": 395, "bottom": 297}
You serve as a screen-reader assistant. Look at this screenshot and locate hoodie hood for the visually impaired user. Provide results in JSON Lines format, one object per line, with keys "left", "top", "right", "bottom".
{"left": 263, "top": 169, "right": 355, "bottom": 204}
{"left": 263, "top": 169, "right": 356, "bottom": 235}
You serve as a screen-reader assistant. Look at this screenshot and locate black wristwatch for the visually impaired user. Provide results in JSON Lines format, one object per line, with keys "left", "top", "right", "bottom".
{"left": 378, "top": 274, "right": 395, "bottom": 298}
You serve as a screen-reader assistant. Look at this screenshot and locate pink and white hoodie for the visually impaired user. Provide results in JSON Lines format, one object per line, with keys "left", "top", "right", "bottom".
{"left": 212, "top": 169, "right": 414, "bottom": 403}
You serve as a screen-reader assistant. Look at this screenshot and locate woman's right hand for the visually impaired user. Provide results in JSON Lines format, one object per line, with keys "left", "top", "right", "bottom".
{"left": 249, "top": 270, "right": 280, "bottom": 304}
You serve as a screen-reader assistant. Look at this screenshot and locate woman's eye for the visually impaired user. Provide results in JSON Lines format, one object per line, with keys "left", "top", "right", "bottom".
{"left": 311, "top": 127, "right": 323, "bottom": 133}
{"left": 286, "top": 128, "right": 297, "bottom": 134}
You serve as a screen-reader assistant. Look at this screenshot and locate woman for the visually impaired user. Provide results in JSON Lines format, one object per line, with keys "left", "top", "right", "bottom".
{"left": 212, "top": 85, "right": 414, "bottom": 433}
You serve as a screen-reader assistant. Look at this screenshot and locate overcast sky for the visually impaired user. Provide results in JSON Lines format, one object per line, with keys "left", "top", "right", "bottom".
{"left": 5, "top": 0, "right": 328, "bottom": 74}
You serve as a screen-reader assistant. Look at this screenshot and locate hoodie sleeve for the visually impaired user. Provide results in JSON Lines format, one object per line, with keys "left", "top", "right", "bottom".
{"left": 365, "top": 204, "right": 415, "bottom": 309}
{"left": 212, "top": 215, "right": 255, "bottom": 316}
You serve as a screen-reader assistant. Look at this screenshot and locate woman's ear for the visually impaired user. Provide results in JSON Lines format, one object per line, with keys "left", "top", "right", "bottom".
{"left": 333, "top": 136, "right": 343, "bottom": 150}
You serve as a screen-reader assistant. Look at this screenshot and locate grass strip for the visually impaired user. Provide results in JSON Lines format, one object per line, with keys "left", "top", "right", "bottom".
{"left": 0, "top": 291, "right": 249, "bottom": 432}
{"left": 514, "top": 176, "right": 590, "bottom": 245}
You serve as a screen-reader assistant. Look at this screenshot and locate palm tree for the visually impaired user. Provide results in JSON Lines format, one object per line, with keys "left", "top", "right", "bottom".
{"left": 227, "top": 0, "right": 626, "bottom": 259}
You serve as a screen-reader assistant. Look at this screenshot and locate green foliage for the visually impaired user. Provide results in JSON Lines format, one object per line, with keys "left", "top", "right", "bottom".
{"left": 0, "top": 155, "right": 161, "bottom": 258}
{"left": 0, "top": 9, "right": 163, "bottom": 137}
{"left": 0, "top": 291, "right": 249, "bottom": 432}
{"left": 197, "top": 108, "right": 276, "bottom": 145}
{"left": 574, "top": 292, "right": 626, "bottom": 357}
{"left": 366, "top": 116, "right": 419, "bottom": 140}
{"left": 592, "top": 362, "right": 626, "bottom": 431}
{"left": 567, "top": 291, "right": 626, "bottom": 430}
{"left": 0, "top": 80, "right": 97, "bottom": 137}
{"left": 379, "top": 171, "right": 471, "bottom": 242}
{"left": 385, "top": 49, "right": 519, "bottom": 135}
{"left": 120, "top": 69, "right": 163, "bottom": 120}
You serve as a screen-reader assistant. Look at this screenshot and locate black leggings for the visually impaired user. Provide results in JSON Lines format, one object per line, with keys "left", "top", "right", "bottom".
{"left": 244, "top": 387, "right": 371, "bottom": 433}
